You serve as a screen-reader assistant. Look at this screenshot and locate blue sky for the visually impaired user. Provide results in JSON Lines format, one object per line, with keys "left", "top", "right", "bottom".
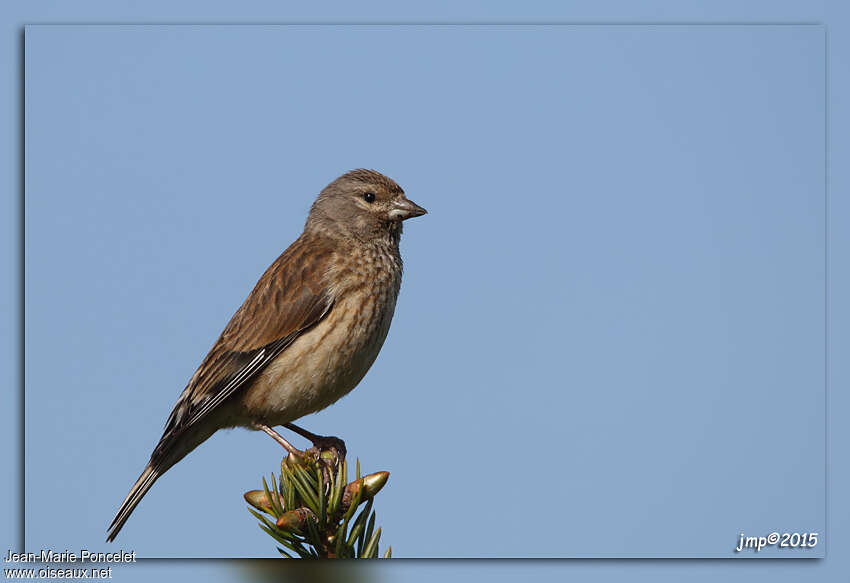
{"left": 5, "top": 1, "right": 850, "bottom": 581}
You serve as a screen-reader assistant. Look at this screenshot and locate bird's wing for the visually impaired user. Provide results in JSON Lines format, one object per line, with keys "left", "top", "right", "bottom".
{"left": 151, "top": 234, "right": 336, "bottom": 461}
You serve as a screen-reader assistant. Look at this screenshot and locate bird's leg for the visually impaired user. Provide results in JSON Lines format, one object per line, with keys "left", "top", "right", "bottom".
{"left": 282, "top": 423, "right": 346, "bottom": 490}
{"left": 283, "top": 422, "right": 347, "bottom": 460}
{"left": 253, "top": 422, "right": 305, "bottom": 457}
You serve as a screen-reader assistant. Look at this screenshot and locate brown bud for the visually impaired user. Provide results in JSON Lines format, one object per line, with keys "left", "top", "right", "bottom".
{"left": 284, "top": 451, "right": 307, "bottom": 469}
{"left": 342, "top": 471, "right": 389, "bottom": 509}
{"left": 244, "top": 490, "right": 277, "bottom": 513}
{"left": 275, "top": 507, "right": 316, "bottom": 532}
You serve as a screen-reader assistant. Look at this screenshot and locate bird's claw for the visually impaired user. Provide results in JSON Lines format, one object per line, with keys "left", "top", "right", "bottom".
{"left": 303, "top": 438, "right": 344, "bottom": 489}
{"left": 315, "top": 436, "right": 347, "bottom": 460}
{"left": 305, "top": 436, "right": 346, "bottom": 465}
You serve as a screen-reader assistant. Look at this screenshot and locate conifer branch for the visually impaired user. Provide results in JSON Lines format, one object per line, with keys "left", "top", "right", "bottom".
{"left": 245, "top": 450, "right": 391, "bottom": 558}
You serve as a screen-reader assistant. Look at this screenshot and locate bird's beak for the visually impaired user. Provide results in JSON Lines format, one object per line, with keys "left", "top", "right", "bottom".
{"left": 389, "top": 197, "right": 428, "bottom": 221}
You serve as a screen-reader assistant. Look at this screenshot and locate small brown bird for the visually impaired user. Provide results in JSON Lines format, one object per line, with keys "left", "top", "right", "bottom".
{"left": 107, "top": 169, "right": 426, "bottom": 542}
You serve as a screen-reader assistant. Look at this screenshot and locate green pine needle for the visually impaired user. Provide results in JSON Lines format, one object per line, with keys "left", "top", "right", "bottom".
{"left": 247, "top": 451, "right": 390, "bottom": 558}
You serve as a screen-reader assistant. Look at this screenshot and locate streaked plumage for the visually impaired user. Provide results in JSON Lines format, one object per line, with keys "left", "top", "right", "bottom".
{"left": 107, "top": 169, "right": 426, "bottom": 542}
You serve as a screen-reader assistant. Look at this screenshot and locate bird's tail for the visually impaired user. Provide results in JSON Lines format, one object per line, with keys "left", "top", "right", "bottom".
{"left": 106, "top": 463, "right": 161, "bottom": 542}
{"left": 107, "top": 420, "right": 217, "bottom": 542}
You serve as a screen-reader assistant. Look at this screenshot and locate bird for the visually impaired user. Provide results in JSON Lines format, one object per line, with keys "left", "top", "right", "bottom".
{"left": 106, "top": 169, "right": 426, "bottom": 542}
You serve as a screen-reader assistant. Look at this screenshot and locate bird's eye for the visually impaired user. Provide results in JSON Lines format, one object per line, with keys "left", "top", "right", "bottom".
{"left": 363, "top": 192, "right": 376, "bottom": 203}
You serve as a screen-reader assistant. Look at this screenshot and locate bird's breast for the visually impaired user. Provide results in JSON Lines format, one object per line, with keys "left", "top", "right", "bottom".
{"left": 240, "top": 248, "right": 402, "bottom": 424}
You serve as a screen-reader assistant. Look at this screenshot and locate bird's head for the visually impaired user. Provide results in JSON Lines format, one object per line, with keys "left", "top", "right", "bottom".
{"left": 306, "top": 169, "right": 427, "bottom": 243}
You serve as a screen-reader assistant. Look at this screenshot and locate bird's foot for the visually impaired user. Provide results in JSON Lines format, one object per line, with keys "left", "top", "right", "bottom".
{"left": 305, "top": 435, "right": 346, "bottom": 481}
{"left": 306, "top": 435, "right": 347, "bottom": 461}
{"left": 301, "top": 437, "right": 345, "bottom": 490}
{"left": 283, "top": 422, "right": 347, "bottom": 462}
